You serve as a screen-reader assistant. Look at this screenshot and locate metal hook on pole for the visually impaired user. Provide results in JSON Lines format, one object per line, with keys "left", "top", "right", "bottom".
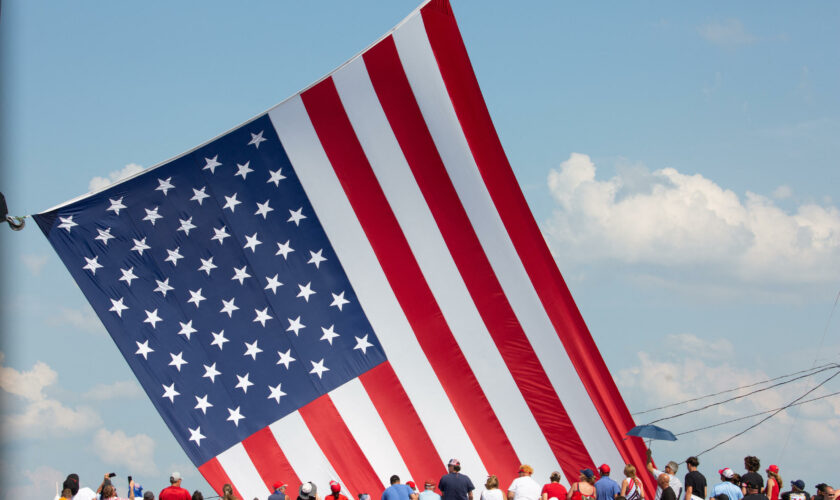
{"left": 0, "top": 192, "right": 26, "bottom": 231}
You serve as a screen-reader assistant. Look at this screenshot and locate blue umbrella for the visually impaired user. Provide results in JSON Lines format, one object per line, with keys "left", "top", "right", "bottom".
{"left": 626, "top": 424, "right": 677, "bottom": 441}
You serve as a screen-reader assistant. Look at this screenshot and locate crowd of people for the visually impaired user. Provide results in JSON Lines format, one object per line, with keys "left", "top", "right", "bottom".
{"left": 55, "top": 455, "right": 837, "bottom": 500}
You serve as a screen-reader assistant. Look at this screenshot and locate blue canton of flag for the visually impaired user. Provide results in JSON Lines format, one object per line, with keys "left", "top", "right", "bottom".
{"left": 34, "top": 114, "right": 387, "bottom": 466}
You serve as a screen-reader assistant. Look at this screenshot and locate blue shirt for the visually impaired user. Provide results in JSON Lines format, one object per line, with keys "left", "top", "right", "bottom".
{"left": 596, "top": 477, "right": 621, "bottom": 500}
{"left": 439, "top": 473, "right": 475, "bottom": 500}
{"left": 420, "top": 491, "right": 442, "bottom": 500}
{"left": 269, "top": 493, "right": 287, "bottom": 500}
{"left": 383, "top": 484, "right": 415, "bottom": 500}
{"left": 711, "top": 482, "right": 744, "bottom": 500}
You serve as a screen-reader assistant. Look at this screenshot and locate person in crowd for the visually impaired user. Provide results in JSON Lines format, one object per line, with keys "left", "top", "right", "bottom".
{"left": 646, "top": 450, "right": 683, "bottom": 500}
{"left": 764, "top": 466, "right": 782, "bottom": 500}
{"left": 542, "top": 471, "right": 568, "bottom": 500}
{"left": 439, "top": 459, "right": 475, "bottom": 500}
{"left": 568, "top": 469, "right": 597, "bottom": 500}
{"left": 483, "top": 476, "right": 505, "bottom": 500}
{"left": 145, "top": 491, "right": 156, "bottom": 500}
{"left": 684, "top": 457, "right": 707, "bottom": 500}
{"left": 509, "top": 464, "right": 542, "bottom": 500}
{"left": 659, "top": 475, "right": 676, "bottom": 500}
{"left": 383, "top": 475, "right": 418, "bottom": 500}
{"left": 741, "top": 457, "right": 764, "bottom": 495}
{"left": 60, "top": 489, "right": 74, "bottom": 500}
{"left": 595, "top": 465, "right": 621, "bottom": 500}
{"left": 299, "top": 482, "right": 319, "bottom": 500}
{"left": 814, "top": 485, "right": 834, "bottom": 500}
{"left": 780, "top": 480, "right": 809, "bottom": 500}
{"left": 420, "top": 479, "right": 442, "bottom": 500}
{"left": 710, "top": 469, "right": 744, "bottom": 500}
{"left": 222, "top": 483, "right": 239, "bottom": 500}
{"left": 328, "top": 481, "right": 350, "bottom": 500}
{"left": 160, "top": 472, "right": 191, "bottom": 500}
{"left": 101, "top": 483, "right": 131, "bottom": 500}
{"left": 742, "top": 481, "right": 768, "bottom": 500}
{"left": 270, "top": 482, "right": 288, "bottom": 500}
{"left": 620, "top": 465, "right": 644, "bottom": 500}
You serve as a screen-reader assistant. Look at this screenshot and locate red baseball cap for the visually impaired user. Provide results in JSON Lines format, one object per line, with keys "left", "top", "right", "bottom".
{"left": 274, "top": 482, "right": 287, "bottom": 491}
{"left": 330, "top": 481, "right": 341, "bottom": 493}
{"left": 767, "top": 465, "right": 779, "bottom": 474}
{"left": 599, "top": 464, "right": 610, "bottom": 475}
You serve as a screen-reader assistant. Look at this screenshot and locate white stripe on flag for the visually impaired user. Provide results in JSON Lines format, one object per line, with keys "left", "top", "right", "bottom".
{"left": 332, "top": 56, "right": 563, "bottom": 476}
{"left": 216, "top": 443, "right": 271, "bottom": 500}
{"left": 329, "top": 378, "right": 409, "bottom": 487}
{"left": 393, "top": 14, "right": 626, "bottom": 471}
{"left": 268, "top": 96, "right": 487, "bottom": 477}
{"left": 269, "top": 411, "right": 348, "bottom": 492}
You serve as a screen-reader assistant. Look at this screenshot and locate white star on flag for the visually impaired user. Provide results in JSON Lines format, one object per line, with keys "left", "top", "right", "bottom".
{"left": 220, "top": 298, "right": 239, "bottom": 317}
{"left": 267, "top": 168, "right": 286, "bottom": 186}
{"left": 307, "top": 249, "right": 327, "bottom": 269}
{"left": 276, "top": 349, "right": 295, "bottom": 369}
{"left": 194, "top": 395, "right": 213, "bottom": 415}
{"left": 275, "top": 240, "right": 294, "bottom": 259}
{"left": 169, "top": 352, "right": 188, "bottom": 371}
{"left": 231, "top": 266, "right": 252, "bottom": 285}
{"left": 309, "top": 359, "right": 329, "bottom": 379}
{"left": 235, "top": 161, "right": 253, "bottom": 179}
{"left": 212, "top": 226, "right": 231, "bottom": 245}
{"left": 198, "top": 257, "right": 217, "bottom": 275}
{"left": 253, "top": 308, "right": 272, "bottom": 327}
{"left": 203, "top": 362, "right": 221, "bottom": 383}
{"left": 144, "top": 309, "right": 162, "bottom": 328}
{"left": 95, "top": 227, "right": 115, "bottom": 245}
{"left": 132, "top": 237, "right": 151, "bottom": 255}
{"left": 135, "top": 340, "right": 154, "bottom": 359}
{"left": 178, "top": 320, "right": 197, "bottom": 340}
{"left": 226, "top": 406, "right": 245, "bottom": 427}
{"left": 156, "top": 177, "right": 175, "bottom": 195}
{"left": 243, "top": 233, "right": 262, "bottom": 253}
{"left": 354, "top": 334, "right": 373, "bottom": 354}
{"left": 109, "top": 297, "right": 128, "bottom": 317}
{"left": 267, "top": 383, "right": 286, "bottom": 404}
{"left": 162, "top": 383, "right": 179, "bottom": 403}
{"left": 58, "top": 216, "right": 77, "bottom": 232}
{"left": 264, "top": 274, "right": 283, "bottom": 294}
{"left": 143, "top": 207, "right": 162, "bottom": 225}
{"left": 330, "top": 291, "right": 350, "bottom": 311}
{"left": 188, "top": 426, "right": 206, "bottom": 446}
{"left": 203, "top": 155, "right": 221, "bottom": 173}
{"left": 297, "top": 282, "right": 316, "bottom": 302}
{"left": 191, "top": 187, "right": 210, "bottom": 205}
{"left": 187, "top": 289, "right": 205, "bottom": 308}
{"left": 119, "top": 267, "right": 138, "bottom": 286}
{"left": 165, "top": 247, "right": 184, "bottom": 266}
{"left": 287, "top": 207, "right": 306, "bottom": 226}
{"left": 255, "top": 200, "right": 273, "bottom": 219}
{"left": 243, "top": 340, "right": 263, "bottom": 360}
{"left": 154, "top": 278, "right": 174, "bottom": 297}
{"left": 210, "top": 330, "right": 228, "bottom": 350}
{"left": 223, "top": 193, "right": 241, "bottom": 212}
{"left": 248, "top": 130, "right": 267, "bottom": 149}
{"left": 83, "top": 256, "right": 103, "bottom": 275}
{"left": 286, "top": 316, "right": 305, "bottom": 336}
{"left": 177, "top": 217, "right": 197, "bottom": 236}
{"left": 235, "top": 373, "right": 253, "bottom": 394}
{"left": 320, "top": 325, "right": 340, "bottom": 345}
{"left": 107, "top": 197, "right": 126, "bottom": 215}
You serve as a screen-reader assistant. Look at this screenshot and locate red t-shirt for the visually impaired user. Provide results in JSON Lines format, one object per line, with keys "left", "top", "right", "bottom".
{"left": 159, "top": 485, "right": 192, "bottom": 500}
{"left": 542, "top": 483, "right": 568, "bottom": 500}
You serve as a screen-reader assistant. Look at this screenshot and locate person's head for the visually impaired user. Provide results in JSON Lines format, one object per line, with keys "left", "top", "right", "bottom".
{"left": 486, "top": 475, "right": 499, "bottom": 490}
{"left": 61, "top": 489, "right": 73, "bottom": 499}
{"left": 424, "top": 480, "right": 436, "bottom": 491}
{"left": 580, "top": 469, "right": 596, "bottom": 485}
{"left": 406, "top": 482, "right": 417, "bottom": 492}
{"left": 331, "top": 481, "right": 342, "bottom": 495}
{"left": 63, "top": 474, "right": 81, "bottom": 497}
{"left": 744, "top": 456, "right": 760, "bottom": 473}
{"left": 657, "top": 474, "right": 670, "bottom": 490}
{"left": 719, "top": 469, "right": 735, "bottom": 482}
{"left": 171, "top": 471, "right": 183, "bottom": 486}
{"left": 791, "top": 480, "right": 805, "bottom": 493}
{"left": 191, "top": 492, "right": 203, "bottom": 500}
{"left": 598, "top": 464, "right": 611, "bottom": 477}
{"left": 624, "top": 465, "right": 637, "bottom": 479}
{"left": 223, "top": 483, "right": 234, "bottom": 496}
{"left": 550, "top": 471, "right": 563, "bottom": 484}
{"left": 519, "top": 464, "right": 534, "bottom": 476}
{"left": 731, "top": 474, "right": 742, "bottom": 486}
{"left": 665, "top": 461, "right": 679, "bottom": 475}
{"left": 102, "top": 485, "right": 116, "bottom": 499}
{"left": 686, "top": 457, "right": 699, "bottom": 471}
{"left": 448, "top": 459, "right": 461, "bottom": 473}
{"left": 144, "top": 491, "right": 156, "bottom": 500}
{"left": 766, "top": 465, "right": 782, "bottom": 488}
{"left": 274, "top": 482, "right": 288, "bottom": 493}
{"left": 390, "top": 475, "right": 401, "bottom": 485}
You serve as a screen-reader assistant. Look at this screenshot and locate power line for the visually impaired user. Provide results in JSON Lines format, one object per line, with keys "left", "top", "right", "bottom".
{"left": 646, "top": 364, "right": 839, "bottom": 425}
{"left": 694, "top": 369, "right": 840, "bottom": 458}
{"left": 674, "top": 390, "right": 840, "bottom": 436}
{"left": 633, "top": 361, "right": 838, "bottom": 416}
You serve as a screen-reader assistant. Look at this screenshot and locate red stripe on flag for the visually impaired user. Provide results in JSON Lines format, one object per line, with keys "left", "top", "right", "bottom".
{"left": 242, "top": 427, "right": 301, "bottom": 495}
{"left": 198, "top": 458, "right": 243, "bottom": 499}
{"left": 362, "top": 34, "right": 597, "bottom": 481}
{"left": 419, "top": 0, "right": 653, "bottom": 494}
{"left": 298, "top": 393, "right": 384, "bottom": 499}
{"left": 359, "top": 361, "right": 446, "bottom": 485}
{"left": 300, "top": 77, "right": 521, "bottom": 477}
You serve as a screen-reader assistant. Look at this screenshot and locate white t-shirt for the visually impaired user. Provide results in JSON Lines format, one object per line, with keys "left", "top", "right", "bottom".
{"left": 482, "top": 489, "right": 505, "bottom": 500}
{"left": 509, "top": 476, "right": 542, "bottom": 500}
{"left": 650, "top": 469, "right": 683, "bottom": 500}
{"left": 55, "top": 487, "right": 98, "bottom": 500}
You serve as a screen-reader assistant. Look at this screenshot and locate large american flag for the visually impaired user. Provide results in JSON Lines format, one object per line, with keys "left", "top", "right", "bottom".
{"left": 35, "top": 1, "right": 650, "bottom": 498}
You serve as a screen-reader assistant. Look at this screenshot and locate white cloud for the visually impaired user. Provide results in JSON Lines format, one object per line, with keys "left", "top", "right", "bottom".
{"left": 0, "top": 354, "right": 102, "bottom": 437}
{"left": 21, "top": 254, "right": 49, "bottom": 276}
{"left": 4, "top": 465, "right": 65, "bottom": 499}
{"left": 93, "top": 428, "right": 158, "bottom": 476}
{"left": 82, "top": 380, "right": 143, "bottom": 400}
{"left": 698, "top": 19, "right": 757, "bottom": 47}
{"left": 544, "top": 153, "right": 840, "bottom": 284}
{"left": 772, "top": 185, "right": 792, "bottom": 200}
{"left": 88, "top": 163, "right": 144, "bottom": 192}
{"left": 48, "top": 306, "right": 106, "bottom": 335}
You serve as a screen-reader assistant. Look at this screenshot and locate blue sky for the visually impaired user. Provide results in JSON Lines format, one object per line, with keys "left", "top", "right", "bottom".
{"left": 2, "top": 1, "right": 839, "bottom": 497}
